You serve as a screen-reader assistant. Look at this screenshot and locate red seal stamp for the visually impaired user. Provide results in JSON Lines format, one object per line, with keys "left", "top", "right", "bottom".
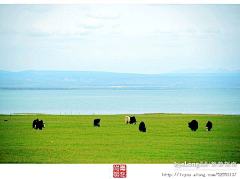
{"left": 113, "top": 164, "right": 127, "bottom": 178}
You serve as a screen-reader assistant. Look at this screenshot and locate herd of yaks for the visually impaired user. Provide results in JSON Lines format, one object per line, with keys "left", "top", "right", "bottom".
{"left": 32, "top": 116, "right": 213, "bottom": 132}
{"left": 93, "top": 116, "right": 147, "bottom": 132}
{"left": 188, "top": 120, "right": 213, "bottom": 131}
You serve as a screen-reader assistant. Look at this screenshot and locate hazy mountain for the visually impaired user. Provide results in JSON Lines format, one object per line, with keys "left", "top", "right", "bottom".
{"left": 0, "top": 70, "right": 240, "bottom": 89}
{"left": 171, "top": 68, "right": 240, "bottom": 74}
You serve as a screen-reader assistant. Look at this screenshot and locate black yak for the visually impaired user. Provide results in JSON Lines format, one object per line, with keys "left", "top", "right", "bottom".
{"left": 38, "top": 120, "right": 44, "bottom": 130}
{"left": 206, "top": 121, "right": 213, "bottom": 131}
{"left": 32, "top": 119, "right": 45, "bottom": 130}
{"left": 139, "top": 121, "right": 146, "bottom": 132}
{"left": 94, "top": 119, "right": 101, "bottom": 127}
{"left": 188, "top": 120, "right": 198, "bottom": 131}
{"left": 32, "top": 119, "right": 39, "bottom": 129}
{"left": 129, "top": 116, "right": 137, "bottom": 124}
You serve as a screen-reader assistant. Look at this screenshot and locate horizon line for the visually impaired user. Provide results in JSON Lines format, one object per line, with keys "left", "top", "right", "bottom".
{"left": 1, "top": 68, "right": 240, "bottom": 75}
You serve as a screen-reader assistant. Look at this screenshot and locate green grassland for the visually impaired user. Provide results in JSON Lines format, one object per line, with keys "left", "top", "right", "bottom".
{"left": 0, "top": 114, "right": 239, "bottom": 163}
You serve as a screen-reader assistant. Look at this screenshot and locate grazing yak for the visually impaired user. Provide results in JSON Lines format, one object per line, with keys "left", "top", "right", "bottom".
{"left": 125, "top": 116, "right": 137, "bottom": 124}
{"left": 139, "top": 121, "right": 146, "bottom": 132}
{"left": 206, "top": 121, "right": 213, "bottom": 131}
{"left": 125, "top": 116, "right": 130, "bottom": 124}
{"left": 188, "top": 120, "right": 198, "bottom": 131}
{"left": 94, "top": 119, "right": 101, "bottom": 127}
{"left": 32, "top": 118, "right": 39, "bottom": 128}
{"left": 32, "top": 119, "right": 45, "bottom": 130}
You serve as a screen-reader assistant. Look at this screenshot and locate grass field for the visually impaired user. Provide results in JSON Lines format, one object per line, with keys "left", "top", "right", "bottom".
{"left": 0, "top": 114, "right": 239, "bottom": 163}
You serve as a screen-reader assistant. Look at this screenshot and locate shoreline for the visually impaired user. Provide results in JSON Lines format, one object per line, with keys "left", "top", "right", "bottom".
{"left": 1, "top": 87, "right": 240, "bottom": 90}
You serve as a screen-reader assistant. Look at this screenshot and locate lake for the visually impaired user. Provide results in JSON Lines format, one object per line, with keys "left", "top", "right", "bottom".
{"left": 0, "top": 89, "right": 240, "bottom": 115}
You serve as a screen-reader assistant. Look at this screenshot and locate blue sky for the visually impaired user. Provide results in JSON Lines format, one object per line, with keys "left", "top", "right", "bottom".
{"left": 0, "top": 5, "right": 240, "bottom": 74}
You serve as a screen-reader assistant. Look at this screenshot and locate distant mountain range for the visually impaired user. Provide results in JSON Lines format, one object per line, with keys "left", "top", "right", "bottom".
{"left": 171, "top": 68, "right": 240, "bottom": 74}
{"left": 0, "top": 69, "right": 240, "bottom": 89}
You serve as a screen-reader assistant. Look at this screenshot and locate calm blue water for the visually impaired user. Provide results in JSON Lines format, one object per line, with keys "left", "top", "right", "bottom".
{"left": 0, "top": 89, "right": 239, "bottom": 115}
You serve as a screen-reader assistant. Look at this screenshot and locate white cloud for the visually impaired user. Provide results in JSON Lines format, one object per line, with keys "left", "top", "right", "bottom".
{"left": 74, "top": 28, "right": 92, "bottom": 36}
{"left": 27, "top": 5, "right": 52, "bottom": 13}
{"left": 76, "top": 18, "right": 103, "bottom": 29}
{"left": 26, "top": 30, "right": 52, "bottom": 37}
{"left": 154, "top": 26, "right": 197, "bottom": 34}
{"left": 86, "top": 9, "right": 120, "bottom": 19}
{"left": 0, "top": 24, "right": 18, "bottom": 35}
{"left": 202, "top": 28, "right": 221, "bottom": 33}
